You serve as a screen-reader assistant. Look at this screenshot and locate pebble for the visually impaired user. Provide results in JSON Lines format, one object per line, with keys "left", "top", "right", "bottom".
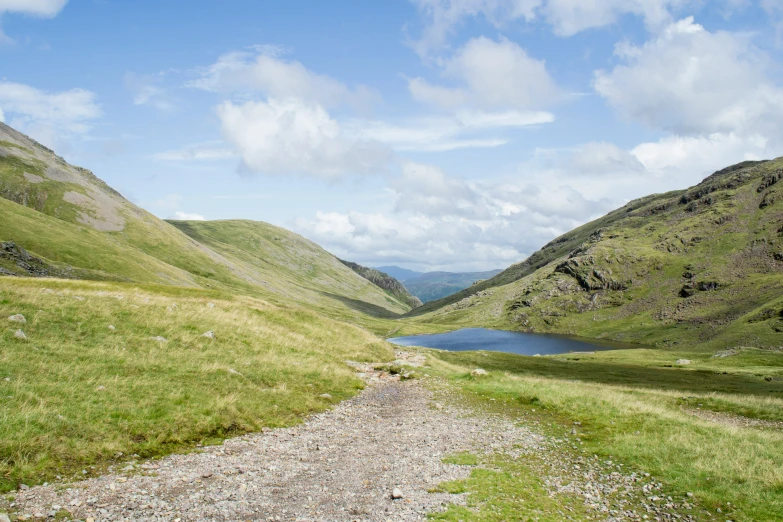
{"left": 8, "top": 314, "right": 26, "bottom": 323}
{"left": 391, "top": 487, "right": 404, "bottom": 500}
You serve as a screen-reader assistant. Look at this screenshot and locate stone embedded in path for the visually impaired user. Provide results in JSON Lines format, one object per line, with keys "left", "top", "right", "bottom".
{"left": 0, "top": 512, "right": 11, "bottom": 522}
{"left": 391, "top": 487, "right": 404, "bottom": 500}
{"left": 470, "top": 369, "right": 488, "bottom": 377}
{"left": 14, "top": 330, "right": 27, "bottom": 340}
{"left": 8, "top": 314, "right": 26, "bottom": 323}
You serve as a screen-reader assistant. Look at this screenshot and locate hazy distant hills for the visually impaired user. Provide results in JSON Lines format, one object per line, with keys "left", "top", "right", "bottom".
{"left": 376, "top": 266, "right": 502, "bottom": 303}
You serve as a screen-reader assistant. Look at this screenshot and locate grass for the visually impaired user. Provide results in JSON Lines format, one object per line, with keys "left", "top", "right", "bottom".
{"left": 0, "top": 276, "right": 393, "bottom": 491}
{"left": 425, "top": 349, "right": 783, "bottom": 521}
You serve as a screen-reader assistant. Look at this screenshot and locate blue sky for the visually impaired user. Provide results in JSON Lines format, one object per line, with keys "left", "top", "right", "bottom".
{"left": 2, "top": 0, "right": 782, "bottom": 271}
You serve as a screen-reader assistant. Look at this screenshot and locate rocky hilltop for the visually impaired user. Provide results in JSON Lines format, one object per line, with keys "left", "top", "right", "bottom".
{"left": 417, "top": 159, "right": 783, "bottom": 351}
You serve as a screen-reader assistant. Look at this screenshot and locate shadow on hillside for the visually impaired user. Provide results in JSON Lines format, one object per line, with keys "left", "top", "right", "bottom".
{"left": 318, "top": 291, "right": 403, "bottom": 319}
{"left": 435, "top": 351, "right": 783, "bottom": 397}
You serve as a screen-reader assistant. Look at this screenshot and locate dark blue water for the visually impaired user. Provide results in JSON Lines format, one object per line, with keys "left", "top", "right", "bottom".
{"left": 387, "top": 328, "right": 625, "bottom": 356}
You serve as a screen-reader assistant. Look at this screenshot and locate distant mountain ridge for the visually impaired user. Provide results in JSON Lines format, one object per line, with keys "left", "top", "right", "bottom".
{"left": 373, "top": 266, "right": 502, "bottom": 303}
{"left": 339, "top": 260, "right": 422, "bottom": 309}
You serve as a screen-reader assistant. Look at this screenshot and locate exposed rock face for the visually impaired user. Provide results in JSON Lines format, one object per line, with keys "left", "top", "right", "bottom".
{"left": 0, "top": 241, "right": 67, "bottom": 278}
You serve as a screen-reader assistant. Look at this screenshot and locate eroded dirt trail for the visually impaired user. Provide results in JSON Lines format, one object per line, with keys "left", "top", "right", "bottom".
{"left": 10, "top": 378, "right": 545, "bottom": 521}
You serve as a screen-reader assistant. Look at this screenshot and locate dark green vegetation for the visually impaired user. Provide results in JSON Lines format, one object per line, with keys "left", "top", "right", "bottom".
{"left": 396, "top": 269, "right": 502, "bottom": 303}
{"left": 338, "top": 260, "right": 422, "bottom": 309}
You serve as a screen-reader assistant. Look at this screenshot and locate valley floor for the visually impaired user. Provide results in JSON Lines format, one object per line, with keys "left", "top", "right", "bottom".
{"left": 5, "top": 355, "right": 701, "bottom": 522}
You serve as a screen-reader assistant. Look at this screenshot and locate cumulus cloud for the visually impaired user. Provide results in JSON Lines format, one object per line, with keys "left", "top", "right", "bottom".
{"left": 0, "top": 81, "right": 101, "bottom": 149}
{"left": 0, "top": 0, "right": 68, "bottom": 42}
{"left": 542, "top": 0, "right": 683, "bottom": 36}
{"left": 295, "top": 160, "right": 618, "bottom": 271}
{"left": 594, "top": 17, "right": 783, "bottom": 137}
{"left": 189, "top": 46, "right": 379, "bottom": 110}
{"left": 408, "top": 0, "right": 540, "bottom": 55}
{"left": 408, "top": 37, "right": 561, "bottom": 110}
{"left": 217, "top": 98, "right": 391, "bottom": 178}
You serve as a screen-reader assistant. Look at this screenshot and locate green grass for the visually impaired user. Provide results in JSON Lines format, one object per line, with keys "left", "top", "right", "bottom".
{"left": 425, "top": 349, "right": 783, "bottom": 521}
{"left": 0, "top": 277, "right": 393, "bottom": 491}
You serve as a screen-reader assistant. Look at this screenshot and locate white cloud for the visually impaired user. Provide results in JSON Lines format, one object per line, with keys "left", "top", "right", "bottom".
{"left": 408, "top": 37, "right": 561, "bottom": 110}
{"left": 542, "top": 0, "right": 683, "bottom": 36}
{"left": 594, "top": 17, "right": 783, "bottom": 138}
{"left": 0, "top": 81, "right": 101, "bottom": 149}
{"left": 172, "top": 211, "right": 206, "bottom": 221}
{"left": 295, "top": 160, "right": 617, "bottom": 271}
{"left": 347, "top": 109, "right": 554, "bottom": 151}
{"left": 189, "top": 46, "right": 378, "bottom": 110}
{"left": 408, "top": 0, "right": 541, "bottom": 55}
{"left": 217, "top": 98, "right": 391, "bottom": 178}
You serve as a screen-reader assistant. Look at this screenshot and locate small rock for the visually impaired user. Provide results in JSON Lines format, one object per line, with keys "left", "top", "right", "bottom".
{"left": 150, "top": 336, "right": 168, "bottom": 343}
{"left": 96, "top": 385, "right": 106, "bottom": 391}
{"left": 18, "top": 484, "right": 29, "bottom": 491}
{"left": 207, "top": 302, "right": 215, "bottom": 309}
{"left": 73, "top": 296, "right": 85, "bottom": 301}
{"left": 108, "top": 325, "right": 116, "bottom": 331}
{"left": 8, "top": 314, "right": 26, "bottom": 323}
{"left": 319, "top": 393, "right": 333, "bottom": 399}
{"left": 391, "top": 487, "right": 403, "bottom": 500}
{"left": 0, "top": 513, "right": 11, "bottom": 522}
{"left": 14, "top": 330, "right": 26, "bottom": 340}
{"left": 201, "top": 331, "right": 216, "bottom": 339}
{"left": 201, "top": 472, "right": 213, "bottom": 478}
{"left": 470, "top": 369, "right": 488, "bottom": 377}
{"left": 676, "top": 359, "right": 692, "bottom": 365}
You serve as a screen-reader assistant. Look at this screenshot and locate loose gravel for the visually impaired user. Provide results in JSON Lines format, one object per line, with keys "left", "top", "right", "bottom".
{"left": 4, "top": 353, "right": 700, "bottom": 521}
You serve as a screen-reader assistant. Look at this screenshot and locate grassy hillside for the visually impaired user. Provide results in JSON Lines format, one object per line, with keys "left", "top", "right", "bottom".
{"left": 338, "top": 259, "right": 422, "bottom": 309}
{"left": 0, "top": 123, "right": 411, "bottom": 318}
{"left": 0, "top": 277, "right": 393, "bottom": 491}
{"left": 413, "top": 159, "right": 783, "bottom": 354}
{"left": 402, "top": 269, "right": 502, "bottom": 302}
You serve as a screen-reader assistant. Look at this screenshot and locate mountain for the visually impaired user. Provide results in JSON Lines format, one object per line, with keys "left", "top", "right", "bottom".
{"left": 414, "top": 159, "right": 783, "bottom": 351}
{"left": 339, "top": 260, "right": 422, "bottom": 309}
{"left": 0, "top": 122, "right": 414, "bottom": 317}
{"left": 401, "top": 270, "right": 502, "bottom": 302}
{"left": 374, "top": 266, "right": 423, "bottom": 281}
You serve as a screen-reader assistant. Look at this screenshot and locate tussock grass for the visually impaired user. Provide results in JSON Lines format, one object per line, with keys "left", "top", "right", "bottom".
{"left": 0, "top": 277, "right": 392, "bottom": 491}
{"left": 428, "top": 350, "right": 783, "bottom": 521}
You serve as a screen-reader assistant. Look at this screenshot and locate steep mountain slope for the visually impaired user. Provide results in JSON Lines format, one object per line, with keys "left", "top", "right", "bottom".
{"left": 0, "top": 123, "right": 412, "bottom": 316}
{"left": 338, "top": 260, "right": 422, "bottom": 309}
{"left": 402, "top": 269, "right": 502, "bottom": 302}
{"left": 415, "top": 159, "right": 783, "bottom": 351}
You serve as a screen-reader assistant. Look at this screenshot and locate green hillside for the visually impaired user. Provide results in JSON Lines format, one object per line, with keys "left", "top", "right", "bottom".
{"left": 414, "top": 159, "right": 783, "bottom": 353}
{"left": 0, "top": 123, "right": 412, "bottom": 318}
{"left": 338, "top": 259, "right": 422, "bottom": 310}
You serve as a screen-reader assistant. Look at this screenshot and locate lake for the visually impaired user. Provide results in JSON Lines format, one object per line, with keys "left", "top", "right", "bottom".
{"left": 387, "top": 328, "right": 625, "bottom": 356}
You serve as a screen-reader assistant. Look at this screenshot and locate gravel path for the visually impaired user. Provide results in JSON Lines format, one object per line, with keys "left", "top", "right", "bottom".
{"left": 5, "top": 355, "right": 699, "bottom": 521}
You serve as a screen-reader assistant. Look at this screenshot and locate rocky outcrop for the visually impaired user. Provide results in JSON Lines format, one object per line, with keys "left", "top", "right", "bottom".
{"left": 0, "top": 241, "right": 66, "bottom": 278}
